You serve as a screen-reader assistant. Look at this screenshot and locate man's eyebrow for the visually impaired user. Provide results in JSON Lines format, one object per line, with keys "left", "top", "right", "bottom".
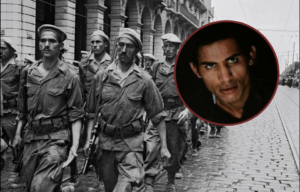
{"left": 199, "top": 61, "right": 216, "bottom": 65}
{"left": 225, "top": 53, "right": 242, "bottom": 61}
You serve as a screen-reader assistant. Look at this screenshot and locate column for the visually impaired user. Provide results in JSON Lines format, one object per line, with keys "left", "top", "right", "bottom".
{"left": 1, "top": 0, "right": 36, "bottom": 61}
{"left": 85, "top": 1, "right": 107, "bottom": 51}
{"left": 142, "top": 28, "right": 155, "bottom": 54}
{"left": 55, "top": 0, "right": 76, "bottom": 63}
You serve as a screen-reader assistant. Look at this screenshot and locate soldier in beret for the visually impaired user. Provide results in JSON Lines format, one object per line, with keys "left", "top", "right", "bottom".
{"left": 12, "top": 24, "right": 84, "bottom": 192}
{"left": 144, "top": 33, "right": 189, "bottom": 192}
{"left": 1, "top": 37, "right": 25, "bottom": 166}
{"left": 85, "top": 28, "right": 170, "bottom": 192}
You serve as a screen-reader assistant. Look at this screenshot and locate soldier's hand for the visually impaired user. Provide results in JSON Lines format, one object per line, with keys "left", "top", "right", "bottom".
{"left": 160, "top": 146, "right": 171, "bottom": 163}
{"left": 177, "top": 108, "right": 189, "bottom": 124}
{"left": 12, "top": 134, "right": 22, "bottom": 148}
{"left": 62, "top": 145, "right": 78, "bottom": 168}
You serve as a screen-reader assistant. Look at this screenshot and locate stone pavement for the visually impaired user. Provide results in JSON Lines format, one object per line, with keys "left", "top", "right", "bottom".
{"left": 1, "top": 86, "right": 299, "bottom": 192}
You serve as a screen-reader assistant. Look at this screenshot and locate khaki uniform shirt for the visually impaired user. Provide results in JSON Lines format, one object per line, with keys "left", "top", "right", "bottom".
{"left": 18, "top": 60, "right": 85, "bottom": 142}
{"left": 86, "top": 61, "right": 166, "bottom": 151}
{"left": 1, "top": 58, "right": 24, "bottom": 114}
{"left": 79, "top": 52, "right": 111, "bottom": 98}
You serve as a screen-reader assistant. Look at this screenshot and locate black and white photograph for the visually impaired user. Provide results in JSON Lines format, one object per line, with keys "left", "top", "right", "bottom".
{"left": 0, "top": 0, "right": 299, "bottom": 192}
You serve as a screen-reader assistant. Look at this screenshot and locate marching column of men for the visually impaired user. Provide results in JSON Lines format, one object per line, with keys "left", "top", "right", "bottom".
{"left": 0, "top": 24, "right": 213, "bottom": 192}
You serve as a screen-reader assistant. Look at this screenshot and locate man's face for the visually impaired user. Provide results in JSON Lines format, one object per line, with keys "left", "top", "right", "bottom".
{"left": 117, "top": 37, "right": 138, "bottom": 65}
{"left": 190, "top": 38, "right": 256, "bottom": 107}
{"left": 145, "top": 58, "right": 154, "bottom": 68}
{"left": 162, "top": 42, "right": 179, "bottom": 60}
{"left": 91, "top": 36, "right": 107, "bottom": 54}
{"left": 39, "top": 31, "right": 62, "bottom": 59}
{"left": 0, "top": 41, "right": 15, "bottom": 61}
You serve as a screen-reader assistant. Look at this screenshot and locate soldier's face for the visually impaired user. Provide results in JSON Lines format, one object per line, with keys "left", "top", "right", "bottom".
{"left": 39, "top": 31, "right": 63, "bottom": 59}
{"left": 145, "top": 58, "right": 154, "bottom": 68}
{"left": 117, "top": 37, "right": 138, "bottom": 65}
{"left": 162, "top": 42, "right": 179, "bottom": 60}
{"left": 91, "top": 36, "right": 107, "bottom": 54}
{"left": 0, "top": 41, "right": 14, "bottom": 61}
{"left": 190, "top": 38, "right": 256, "bottom": 107}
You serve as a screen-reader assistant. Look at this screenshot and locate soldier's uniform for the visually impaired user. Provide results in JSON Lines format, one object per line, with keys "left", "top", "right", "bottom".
{"left": 17, "top": 25, "right": 84, "bottom": 192}
{"left": 1, "top": 38, "right": 24, "bottom": 146}
{"left": 144, "top": 34, "right": 187, "bottom": 190}
{"left": 79, "top": 30, "right": 111, "bottom": 98}
{"left": 86, "top": 28, "right": 166, "bottom": 192}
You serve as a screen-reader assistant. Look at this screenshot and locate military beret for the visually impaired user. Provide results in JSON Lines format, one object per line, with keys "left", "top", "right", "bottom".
{"left": 24, "top": 55, "right": 35, "bottom": 63}
{"left": 161, "top": 33, "right": 182, "bottom": 44}
{"left": 91, "top": 30, "right": 109, "bottom": 43}
{"left": 37, "top": 24, "right": 67, "bottom": 42}
{"left": 118, "top": 28, "right": 143, "bottom": 51}
{"left": 62, "top": 41, "right": 70, "bottom": 52}
{"left": 1, "top": 37, "right": 17, "bottom": 52}
{"left": 143, "top": 53, "right": 156, "bottom": 61}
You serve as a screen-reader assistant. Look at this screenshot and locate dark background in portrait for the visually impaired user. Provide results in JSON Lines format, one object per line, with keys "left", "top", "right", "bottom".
{"left": 175, "top": 21, "right": 279, "bottom": 122}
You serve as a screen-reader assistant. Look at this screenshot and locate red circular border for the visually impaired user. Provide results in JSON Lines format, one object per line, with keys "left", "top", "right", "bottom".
{"left": 174, "top": 20, "right": 280, "bottom": 126}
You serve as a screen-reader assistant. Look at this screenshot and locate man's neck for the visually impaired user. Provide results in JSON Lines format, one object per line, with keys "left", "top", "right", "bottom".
{"left": 94, "top": 51, "right": 105, "bottom": 64}
{"left": 118, "top": 58, "right": 134, "bottom": 73}
{"left": 165, "top": 57, "right": 176, "bottom": 66}
{"left": 43, "top": 57, "right": 59, "bottom": 71}
{"left": 1, "top": 57, "right": 13, "bottom": 67}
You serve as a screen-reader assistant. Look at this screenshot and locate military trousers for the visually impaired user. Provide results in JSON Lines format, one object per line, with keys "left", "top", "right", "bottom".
{"left": 100, "top": 150, "right": 144, "bottom": 192}
{"left": 1, "top": 113, "right": 17, "bottom": 143}
{"left": 143, "top": 121, "right": 161, "bottom": 185}
{"left": 21, "top": 139, "right": 68, "bottom": 192}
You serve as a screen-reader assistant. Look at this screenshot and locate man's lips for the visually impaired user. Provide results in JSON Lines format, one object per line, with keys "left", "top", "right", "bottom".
{"left": 220, "top": 86, "right": 238, "bottom": 94}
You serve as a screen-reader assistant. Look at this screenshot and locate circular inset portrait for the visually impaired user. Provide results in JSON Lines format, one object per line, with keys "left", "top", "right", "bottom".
{"left": 175, "top": 21, "right": 279, "bottom": 125}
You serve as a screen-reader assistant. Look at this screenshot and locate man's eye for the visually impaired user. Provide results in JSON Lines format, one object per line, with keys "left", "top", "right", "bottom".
{"left": 40, "top": 39, "right": 46, "bottom": 43}
{"left": 228, "top": 57, "right": 238, "bottom": 63}
{"left": 118, "top": 42, "right": 125, "bottom": 47}
{"left": 205, "top": 64, "right": 216, "bottom": 69}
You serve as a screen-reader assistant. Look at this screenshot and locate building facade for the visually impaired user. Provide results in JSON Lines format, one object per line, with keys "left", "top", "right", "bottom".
{"left": 1, "top": 0, "right": 214, "bottom": 63}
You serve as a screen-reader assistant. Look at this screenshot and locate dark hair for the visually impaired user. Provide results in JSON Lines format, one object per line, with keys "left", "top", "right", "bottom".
{"left": 190, "top": 23, "right": 253, "bottom": 66}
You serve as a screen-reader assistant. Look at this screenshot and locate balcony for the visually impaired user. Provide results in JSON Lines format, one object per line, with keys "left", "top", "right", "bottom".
{"left": 179, "top": 4, "right": 199, "bottom": 27}
{"left": 195, "top": 0, "right": 207, "bottom": 12}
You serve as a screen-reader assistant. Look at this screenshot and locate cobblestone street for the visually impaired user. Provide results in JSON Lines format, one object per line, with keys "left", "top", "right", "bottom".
{"left": 1, "top": 86, "right": 299, "bottom": 192}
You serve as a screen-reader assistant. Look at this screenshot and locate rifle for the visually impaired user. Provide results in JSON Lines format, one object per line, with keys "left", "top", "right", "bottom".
{"left": 82, "top": 112, "right": 101, "bottom": 174}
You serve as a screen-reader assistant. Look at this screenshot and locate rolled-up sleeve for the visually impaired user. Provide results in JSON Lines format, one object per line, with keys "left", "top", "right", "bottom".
{"left": 17, "top": 67, "right": 28, "bottom": 120}
{"left": 67, "top": 74, "right": 85, "bottom": 122}
{"left": 143, "top": 79, "right": 166, "bottom": 126}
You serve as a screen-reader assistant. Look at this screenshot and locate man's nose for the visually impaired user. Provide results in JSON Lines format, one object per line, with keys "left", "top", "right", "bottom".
{"left": 121, "top": 45, "right": 127, "bottom": 53}
{"left": 218, "top": 64, "right": 232, "bottom": 82}
{"left": 45, "top": 40, "right": 50, "bottom": 47}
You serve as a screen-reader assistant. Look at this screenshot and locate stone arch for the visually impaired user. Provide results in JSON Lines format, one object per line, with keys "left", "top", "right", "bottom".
{"left": 165, "top": 20, "right": 171, "bottom": 34}
{"left": 109, "top": 0, "right": 127, "bottom": 53}
{"left": 153, "top": 15, "right": 163, "bottom": 61}
{"left": 141, "top": 6, "right": 153, "bottom": 54}
{"left": 125, "top": 0, "right": 140, "bottom": 33}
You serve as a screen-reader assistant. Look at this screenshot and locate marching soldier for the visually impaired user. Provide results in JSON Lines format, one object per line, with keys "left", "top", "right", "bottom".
{"left": 144, "top": 33, "right": 189, "bottom": 192}
{"left": 12, "top": 24, "right": 84, "bottom": 192}
{"left": 85, "top": 28, "right": 170, "bottom": 192}
{"left": 80, "top": 30, "right": 111, "bottom": 190}
{"left": 79, "top": 30, "right": 111, "bottom": 98}
{"left": 1, "top": 37, "right": 25, "bottom": 164}
{"left": 143, "top": 53, "right": 156, "bottom": 76}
